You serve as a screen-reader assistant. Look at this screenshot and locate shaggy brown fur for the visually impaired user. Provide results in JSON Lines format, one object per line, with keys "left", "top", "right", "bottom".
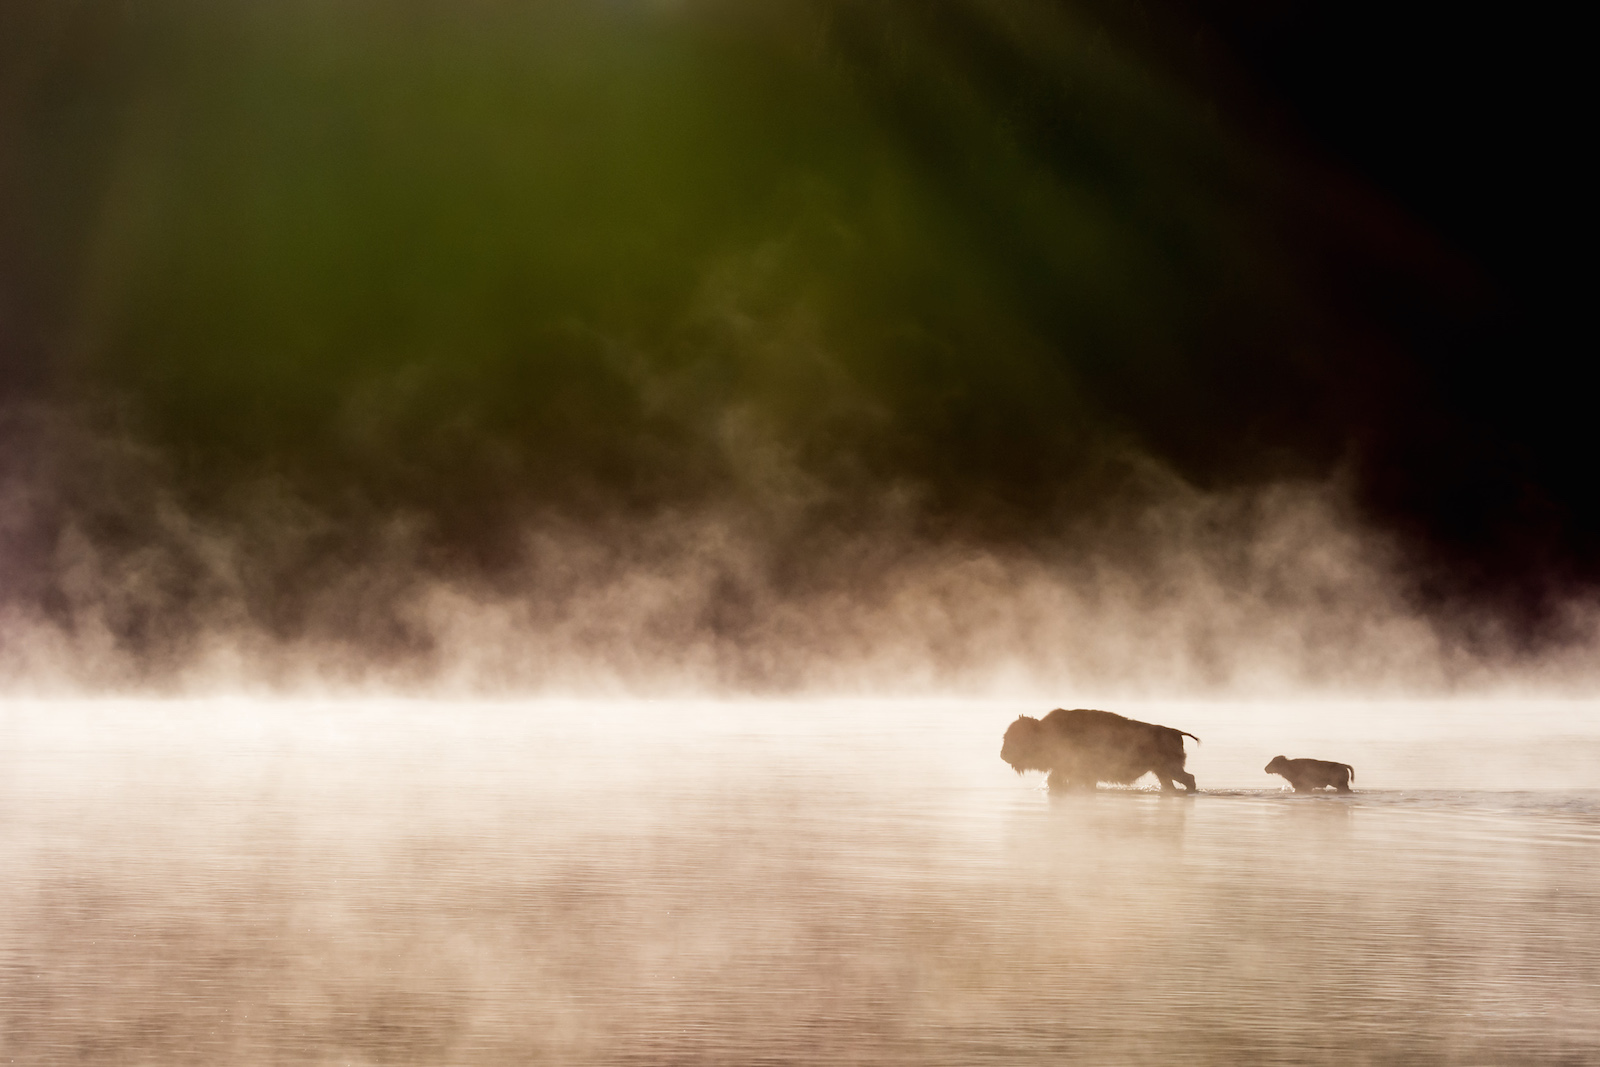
{"left": 1265, "top": 755, "right": 1354, "bottom": 794}
{"left": 1001, "top": 708, "right": 1200, "bottom": 793}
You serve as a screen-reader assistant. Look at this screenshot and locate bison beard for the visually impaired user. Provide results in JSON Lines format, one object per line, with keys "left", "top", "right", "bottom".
{"left": 1265, "top": 756, "right": 1355, "bottom": 794}
{"left": 1000, "top": 709, "right": 1199, "bottom": 794}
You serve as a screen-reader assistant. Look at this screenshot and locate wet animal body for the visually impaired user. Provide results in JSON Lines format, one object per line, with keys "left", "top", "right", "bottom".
{"left": 1265, "top": 755, "right": 1354, "bottom": 794}
{"left": 1001, "top": 708, "right": 1199, "bottom": 793}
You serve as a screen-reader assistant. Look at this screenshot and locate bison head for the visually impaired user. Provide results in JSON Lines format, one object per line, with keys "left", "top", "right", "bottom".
{"left": 1000, "top": 715, "right": 1051, "bottom": 774}
{"left": 1264, "top": 755, "right": 1288, "bottom": 775}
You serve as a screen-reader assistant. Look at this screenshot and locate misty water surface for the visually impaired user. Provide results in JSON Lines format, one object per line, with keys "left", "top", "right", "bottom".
{"left": 2, "top": 699, "right": 1598, "bottom": 1065}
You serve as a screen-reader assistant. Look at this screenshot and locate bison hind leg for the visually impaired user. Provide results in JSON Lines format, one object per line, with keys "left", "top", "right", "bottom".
{"left": 1164, "top": 771, "right": 1203, "bottom": 796}
{"left": 1157, "top": 768, "right": 1198, "bottom": 794}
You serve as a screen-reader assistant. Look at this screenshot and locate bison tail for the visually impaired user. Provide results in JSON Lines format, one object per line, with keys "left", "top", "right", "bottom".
{"left": 1345, "top": 764, "right": 1355, "bottom": 783}
{"left": 1180, "top": 731, "right": 1201, "bottom": 745}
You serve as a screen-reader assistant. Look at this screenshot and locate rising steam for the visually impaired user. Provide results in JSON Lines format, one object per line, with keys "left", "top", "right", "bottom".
{"left": 5, "top": 405, "right": 1590, "bottom": 696}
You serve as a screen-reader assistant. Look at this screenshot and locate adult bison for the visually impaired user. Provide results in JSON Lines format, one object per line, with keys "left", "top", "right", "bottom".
{"left": 1001, "top": 708, "right": 1200, "bottom": 793}
{"left": 1265, "top": 755, "right": 1354, "bottom": 794}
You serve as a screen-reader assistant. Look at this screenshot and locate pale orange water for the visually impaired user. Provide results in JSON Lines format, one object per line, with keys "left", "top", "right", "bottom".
{"left": 2, "top": 699, "right": 1597, "bottom": 1065}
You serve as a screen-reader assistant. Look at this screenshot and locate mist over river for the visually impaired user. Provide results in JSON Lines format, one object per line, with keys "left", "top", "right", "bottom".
{"left": 5, "top": 3, "right": 1595, "bottom": 1063}
{"left": 3, "top": 698, "right": 1597, "bottom": 1065}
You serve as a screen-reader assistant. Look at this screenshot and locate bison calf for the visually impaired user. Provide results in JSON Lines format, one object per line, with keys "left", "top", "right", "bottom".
{"left": 1001, "top": 708, "right": 1199, "bottom": 793}
{"left": 1265, "top": 755, "right": 1354, "bottom": 794}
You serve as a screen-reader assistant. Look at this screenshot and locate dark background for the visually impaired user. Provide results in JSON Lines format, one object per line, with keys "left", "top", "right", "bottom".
{"left": 1, "top": 0, "right": 1590, "bottom": 664}
{"left": 1183, "top": 0, "right": 1589, "bottom": 632}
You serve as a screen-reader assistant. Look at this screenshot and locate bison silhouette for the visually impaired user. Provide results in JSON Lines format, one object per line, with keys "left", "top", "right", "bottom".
{"left": 1265, "top": 755, "right": 1354, "bottom": 794}
{"left": 1001, "top": 708, "right": 1199, "bottom": 793}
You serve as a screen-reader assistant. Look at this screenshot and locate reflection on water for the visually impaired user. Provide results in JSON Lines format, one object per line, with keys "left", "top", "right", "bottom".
{"left": 2, "top": 700, "right": 1598, "bottom": 1065}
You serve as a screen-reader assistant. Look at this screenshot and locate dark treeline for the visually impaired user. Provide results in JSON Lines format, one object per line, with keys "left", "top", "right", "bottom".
{"left": 0, "top": 0, "right": 1587, "bottom": 672}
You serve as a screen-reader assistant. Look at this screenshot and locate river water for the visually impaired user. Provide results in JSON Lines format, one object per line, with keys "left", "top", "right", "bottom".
{"left": 2, "top": 698, "right": 1598, "bottom": 1065}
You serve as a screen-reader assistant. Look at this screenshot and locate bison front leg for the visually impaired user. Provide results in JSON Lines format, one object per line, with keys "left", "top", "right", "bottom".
{"left": 1047, "top": 769, "right": 1097, "bottom": 793}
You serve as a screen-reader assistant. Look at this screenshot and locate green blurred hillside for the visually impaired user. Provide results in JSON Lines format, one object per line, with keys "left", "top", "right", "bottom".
{"left": 12, "top": 0, "right": 1348, "bottom": 539}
